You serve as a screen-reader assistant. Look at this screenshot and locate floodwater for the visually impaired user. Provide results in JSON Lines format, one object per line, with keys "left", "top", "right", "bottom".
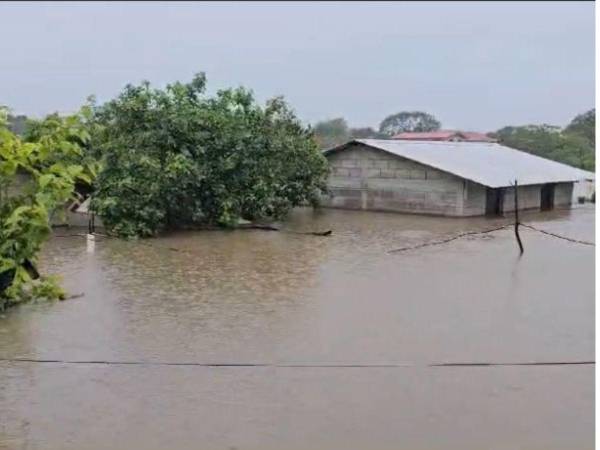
{"left": 0, "top": 206, "right": 595, "bottom": 450}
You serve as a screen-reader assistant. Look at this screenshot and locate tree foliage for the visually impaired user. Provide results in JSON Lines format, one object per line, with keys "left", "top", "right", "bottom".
{"left": 312, "top": 118, "right": 351, "bottom": 149}
{"left": 564, "top": 108, "right": 595, "bottom": 146}
{"left": 24, "top": 108, "right": 100, "bottom": 185}
{"left": 312, "top": 119, "right": 386, "bottom": 149}
{"left": 91, "top": 73, "right": 329, "bottom": 237}
{"left": 379, "top": 111, "right": 441, "bottom": 136}
{"left": 0, "top": 107, "right": 93, "bottom": 309}
{"left": 493, "top": 110, "right": 595, "bottom": 171}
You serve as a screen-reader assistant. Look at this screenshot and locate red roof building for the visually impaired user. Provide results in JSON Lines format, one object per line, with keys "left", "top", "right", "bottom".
{"left": 392, "top": 130, "right": 496, "bottom": 142}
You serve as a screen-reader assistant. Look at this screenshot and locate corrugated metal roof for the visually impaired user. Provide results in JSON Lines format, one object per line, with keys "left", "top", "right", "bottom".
{"left": 324, "top": 139, "right": 586, "bottom": 188}
{"left": 573, "top": 168, "right": 595, "bottom": 181}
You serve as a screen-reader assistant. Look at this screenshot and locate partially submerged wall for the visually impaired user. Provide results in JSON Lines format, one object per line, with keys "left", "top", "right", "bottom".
{"left": 502, "top": 184, "right": 544, "bottom": 213}
{"left": 500, "top": 183, "right": 572, "bottom": 213}
{"left": 554, "top": 182, "right": 574, "bottom": 206}
{"left": 323, "top": 143, "right": 574, "bottom": 217}
{"left": 323, "top": 143, "right": 466, "bottom": 216}
{"left": 461, "top": 181, "right": 487, "bottom": 216}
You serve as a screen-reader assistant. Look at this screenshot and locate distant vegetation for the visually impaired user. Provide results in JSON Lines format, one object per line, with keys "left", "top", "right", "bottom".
{"left": 378, "top": 111, "right": 441, "bottom": 136}
{"left": 491, "top": 109, "right": 595, "bottom": 171}
{"left": 312, "top": 111, "right": 437, "bottom": 149}
{"left": 312, "top": 109, "right": 595, "bottom": 171}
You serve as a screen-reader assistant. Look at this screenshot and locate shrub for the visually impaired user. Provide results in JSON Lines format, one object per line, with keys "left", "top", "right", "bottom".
{"left": 91, "top": 74, "right": 329, "bottom": 237}
{"left": 0, "top": 107, "right": 93, "bottom": 308}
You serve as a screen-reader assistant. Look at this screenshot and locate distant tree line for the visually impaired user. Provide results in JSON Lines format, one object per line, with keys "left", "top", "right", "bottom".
{"left": 312, "top": 109, "right": 595, "bottom": 171}
{"left": 311, "top": 111, "right": 440, "bottom": 149}
{"left": 491, "top": 109, "right": 595, "bottom": 171}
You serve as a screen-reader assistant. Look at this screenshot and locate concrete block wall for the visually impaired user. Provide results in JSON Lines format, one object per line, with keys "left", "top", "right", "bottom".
{"left": 461, "top": 181, "right": 487, "bottom": 216}
{"left": 502, "top": 182, "right": 572, "bottom": 213}
{"left": 503, "top": 185, "right": 544, "bottom": 213}
{"left": 324, "top": 143, "right": 466, "bottom": 216}
{"left": 554, "top": 182, "right": 574, "bottom": 206}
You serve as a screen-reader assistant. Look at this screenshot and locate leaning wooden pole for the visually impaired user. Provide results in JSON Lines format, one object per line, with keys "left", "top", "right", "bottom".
{"left": 513, "top": 179, "right": 524, "bottom": 254}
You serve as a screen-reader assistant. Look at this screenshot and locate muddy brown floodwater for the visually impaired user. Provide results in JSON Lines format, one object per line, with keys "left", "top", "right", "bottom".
{"left": 0, "top": 206, "right": 595, "bottom": 450}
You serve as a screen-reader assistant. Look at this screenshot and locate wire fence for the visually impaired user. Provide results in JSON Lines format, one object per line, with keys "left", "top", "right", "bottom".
{"left": 388, "top": 221, "right": 594, "bottom": 253}
{"left": 54, "top": 219, "right": 594, "bottom": 255}
{"left": 0, "top": 357, "right": 593, "bottom": 368}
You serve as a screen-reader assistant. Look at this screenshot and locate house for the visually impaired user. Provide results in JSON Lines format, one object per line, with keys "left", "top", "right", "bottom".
{"left": 393, "top": 130, "right": 496, "bottom": 142}
{"left": 322, "top": 139, "right": 582, "bottom": 217}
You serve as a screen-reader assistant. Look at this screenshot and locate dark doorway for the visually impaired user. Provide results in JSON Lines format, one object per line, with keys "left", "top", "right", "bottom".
{"left": 540, "top": 183, "right": 556, "bottom": 211}
{"left": 485, "top": 188, "right": 504, "bottom": 216}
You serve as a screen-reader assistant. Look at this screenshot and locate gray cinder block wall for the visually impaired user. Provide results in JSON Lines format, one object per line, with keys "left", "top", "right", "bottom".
{"left": 323, "top": 143, "right": 472, "bottom": 216}
{"left": 322, "top": 142, "right": 573, "bottom": 216}
{"left": 502, "top": 183, "right": 573, "bottom": 212}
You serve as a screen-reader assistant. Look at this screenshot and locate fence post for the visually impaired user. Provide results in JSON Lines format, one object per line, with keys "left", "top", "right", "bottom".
{"left": 514, "top": 179, "right": 524, "bottom": 254}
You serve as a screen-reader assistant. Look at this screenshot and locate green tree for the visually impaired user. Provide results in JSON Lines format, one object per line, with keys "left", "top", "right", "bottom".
{"left": 564, "top": 108, "right": 595, "bottom": 146}
{"left": 91, "top": 73, "right": 329, "bottom": 237}
{"left": 24, "top": 108, "right": 99, "bottom": 189}
{"left": 312, "top": 118, "right": 350, "bottom": 149}
{"left": 349, "top": 127, "right": 386, "bottom": 139}
{"left": 493, "top": 123, "right": 594, "bottom": 171}
{"left": 379, "top": 111, "right": 441, "bottom": 136}
{"left": 0, "top": 107, "right": 93, "bottom": 309}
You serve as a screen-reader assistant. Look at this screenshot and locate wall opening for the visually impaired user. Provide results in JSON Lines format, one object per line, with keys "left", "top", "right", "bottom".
{"left": 485, "top": 188, "right": 504, "bottom": 216}
{"left": 540, "top": 183, "right": 556, "bottom": 211}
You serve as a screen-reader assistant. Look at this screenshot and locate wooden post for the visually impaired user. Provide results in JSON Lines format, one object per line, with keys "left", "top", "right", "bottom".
{"left": 514, "top": 179, "right": 524, "bottom": 254}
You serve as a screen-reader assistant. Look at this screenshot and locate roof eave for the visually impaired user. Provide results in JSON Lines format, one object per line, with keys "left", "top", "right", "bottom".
{"left": 322, "top": 139, "right": 363, "bottom": 155}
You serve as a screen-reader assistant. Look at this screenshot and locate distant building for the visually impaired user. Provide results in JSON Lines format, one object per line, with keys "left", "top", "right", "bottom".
{"left": 322, "top": 139, "right": 582, "bottom": 217}
{"left": 393, "top": 130, "right": 496, "bottom": 143}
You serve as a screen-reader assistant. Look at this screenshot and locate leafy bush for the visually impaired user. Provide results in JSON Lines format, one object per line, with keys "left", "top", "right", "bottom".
{"left": 91, "top": 73, "right": 329, "bottom": 237}
{"left": 0, "top": 107, "right": 93, "bottom": 309}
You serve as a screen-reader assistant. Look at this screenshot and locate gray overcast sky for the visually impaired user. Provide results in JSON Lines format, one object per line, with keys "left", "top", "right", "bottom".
{"left": 0, "top": 1, "right": 594, "bottom": 131}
